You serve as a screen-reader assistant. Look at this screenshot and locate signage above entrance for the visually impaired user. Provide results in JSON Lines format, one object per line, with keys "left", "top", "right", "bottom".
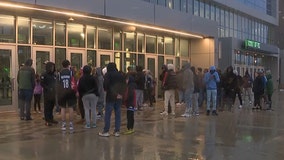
{"left": 245, "top": 40, "right": 260, "bottom": 49}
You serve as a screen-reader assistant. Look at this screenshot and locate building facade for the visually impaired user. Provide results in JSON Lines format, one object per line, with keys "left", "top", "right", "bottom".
{"left": 0, "top": 0, "right": 279, "bottom": 110}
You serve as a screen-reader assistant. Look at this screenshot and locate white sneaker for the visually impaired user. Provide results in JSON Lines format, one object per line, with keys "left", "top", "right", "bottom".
{"left": 113, "top": 132, "right": 120, "bottom": 137}
{"left": 69, "top": 122, "right": 74, "bottom": 130}
{"left": 176, "top": 103, "right": 181, "bottom": 106}
{"left": 61, "top": 122, "right": 66, "bottom": 131}
{"left": 181, "top": 113, "right": 190, "bottom": 117}
{"left": 99, "top": 132, "right": 110, "bottom": 137}
{"left": 238, "top": 105, "right": 242, "bottom": 109}
{"left": 160, "top": 111, "right": 168, "bottom": 116}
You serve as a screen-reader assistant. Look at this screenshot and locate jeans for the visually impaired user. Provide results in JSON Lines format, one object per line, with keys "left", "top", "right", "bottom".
{"left": 198, "top": 89, "right": 205, "bottom": 107}
{"left": 192, "top": 92, "right": 199, "bottom": 113}
{"left": 206, "top": 89, "right": 217, "bottom": 111}
{"left": 177, "top": 89, "right": 185, "bottom": 103}
{"left": 184, "top": 88, "right": 194, "bottom": 113}
{"left": 103, "top": 100, "right": 122, "bottom": 133}
{"left": 19, "top": 89, "right": 33, "bottom": 118}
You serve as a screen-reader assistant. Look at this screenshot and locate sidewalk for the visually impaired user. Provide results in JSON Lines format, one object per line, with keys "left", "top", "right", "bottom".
{"left": 0, "top": 90, "right": 283, "bottom": 160}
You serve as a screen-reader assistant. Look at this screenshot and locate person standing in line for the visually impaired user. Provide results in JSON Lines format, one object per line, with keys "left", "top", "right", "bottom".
{"left": 197, "top": 68, "right": 205, "bottom": 108}
{"left": 222, "top": 66, "right": 237, "bottom": 111}
{"left": 94, "top": 67, "right": 105, "bottom": 118}
{"left": 78, "top": 65, "right": 99, "bottom": 129}
{"left": 233, "top": 70, "right": 244, "bottom": 109}
{"left": 191, "top": 66, "right": 200, "bottom": 116}
{"left": 123, "top": 75, "right": 137, "bottom": 134}
{"left": 160, "top": 64, "right": 177, "bottom": 116}
{"left": 242, "top": 70, "right": 253, "bottom": 105}
{"left": 17, "top": 58, "right": 35, "bottom": 120}
{"left": 40, "top": 62, "right": 58, "bottom": 126}
{"left": 204, "top": 66, "right": 220, "bottom": 116}
{"left": 135, "top": 65, "right": 145, "bottom": 111}
{"left": 176, "top": 66, "right": 185, "bottom": 106}
{"left": 252, "top": 70, "right": 265, "bottom": 110}
{"left": 99, "top": 63, "right": 125, "bottom": 137}
{"left": 57, "top": 60, "right": 77, "bottom": 131}
{"left": 33, "top": 73, "right": 42, "bottom": 113}
{"left": 265, "top": 70, "right": 274, "bottom": 110}
{"left": 180, "top": 62, "right": 194, "bottom": 117}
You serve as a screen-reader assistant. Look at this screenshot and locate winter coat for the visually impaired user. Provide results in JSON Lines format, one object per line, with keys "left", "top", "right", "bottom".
{"left": 40, "top": 62, "right": 56, "bottom": 100}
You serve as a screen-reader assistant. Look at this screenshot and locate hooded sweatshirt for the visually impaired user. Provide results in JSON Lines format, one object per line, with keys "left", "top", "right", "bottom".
{"left": 78, "top": 65, "right": 99, "bottom": 97}
{"left": 40, "top": 62, "right": 56, "bottom": 99}
{"left": 204, "top": 66, "right": 220, "bottom": 90}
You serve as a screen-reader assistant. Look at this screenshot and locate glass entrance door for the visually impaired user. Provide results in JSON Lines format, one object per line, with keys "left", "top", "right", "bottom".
{"left": 98, "top": 51, "right": 113, "bottom": 68}
{"left": 0, "top": 45, "right": 16, "bottom": 108}
{"left": 67, "top": 49, "right": 86, "bottom": 76}
{"left": 146, "top": 55, "right": 157, "bottom": 98}
{"left": 32, "top": 47, "right": 53, "bottom": 75}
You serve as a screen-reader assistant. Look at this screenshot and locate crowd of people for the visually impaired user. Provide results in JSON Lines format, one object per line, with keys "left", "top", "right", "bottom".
{"left": 17, "top": 58, "right": 275, "bottom": 137}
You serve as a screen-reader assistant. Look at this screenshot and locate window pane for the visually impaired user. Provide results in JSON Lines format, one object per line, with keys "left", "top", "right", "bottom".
{"left": 98, "top": 27, "right": 112, "bottom": 50}
{"left": 114, "top": 52, "right": 122, "bottom": 71}
{"left": 68, "top": 23, "right": 85, "bottom": 47}
{"left": 175, "top": 38, "right": 180, "bottom": 56}
{"left": 55, "top": 22, "right": 66, "bottom": 46}
{"left": 0, "top": 15, "right": 15, "bottom": 43}
{"left": 181, "top": 0, "right": 187, "bottom": 12}
{"left": 33, "top": 19, "right": 52, "bottom": 45}
{"left": 157, "top": 0, "right": 166, "bottom": 6}
{"left": 87, "top": 26, "right": 96, "bottom": 48}
{"left": 87, "top": 50, "right": 96, "bottom": 67}
{"left": 18, "top": 17, "right": 30, "bottom": 44}
{"left": 138, "top": 33, "right": 145, "bottom": 52}
{"left": 55, "top": 48, "right": 66, "bottom": 70}
{"left": 18, "top": 46, "right": 31, "bottom": 68}
{"left": 173, "top": 0, "right": 180, "bottom": 11}
{"left": 165, "top": 37, "right": 174, "bottom": 55}
{"left": 124, "top": 52, "right": 136, "bottom": 72}
{"left": 180, "top": 39, "right": 188, "bottom": 57}
{"left": 157, "top": 36, "right": 164, "bottom": 54}
{"left": 114, "top": 29, "right": 122, "bottom": 50}
{"left": 137, "top": 54, "right": 145, "bottom": 68}
{"left": 146, "top": 35, "right": 156, "bottom": 53}
{"left": 124, "top": 32, "right": 136, "bottom": 52}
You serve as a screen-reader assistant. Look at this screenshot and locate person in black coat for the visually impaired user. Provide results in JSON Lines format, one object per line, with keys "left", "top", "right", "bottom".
{"left": 40, "top": 62, "right": 58, "bottom": 126}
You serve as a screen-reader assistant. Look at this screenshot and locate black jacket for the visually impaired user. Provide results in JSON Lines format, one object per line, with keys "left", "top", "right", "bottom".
{"left": 78, "top": 75, "right": 99, "bottom": 97}
{"left": 40, "top": 62, "right": 56, "bottom": 99}
{"left": 104, "top": 63, "right": 125, "bottom": 102}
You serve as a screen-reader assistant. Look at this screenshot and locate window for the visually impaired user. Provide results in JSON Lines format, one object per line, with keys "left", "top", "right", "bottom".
{"left": 165, "top": 37, "right": 174, "bottom": 55}
{"left": 146, "top": 35, "right": 156, "bottom": 53}
{"left": 68, "top": 23, "right": 85, "bottom": 47}
{"left": 33, "top": 19, "right": 53, "bottom": 45}
{"left": 98, "top": 27, "right": 112, "bottom": 50}
{"left": 55, "top": 22, "right": 66, "bottom": 46}
{"left": 18, "top": 46, "right": 31, "bottom": 67}
{"left": 138, "top": 33, "right": 145, "bottom": 52}
{"left": 55, "top": 48, "right": 66, "bottom": 70}
{"left": 87, "top": 26, "right": 96, "bottom": 48}
{"left": 0, "top": 15, "right": 15, "bottom": 43}
{"left": 180, "top": 39, "right": 189, "bottom": 57}
{"left": 87, "top": 50, "right": 96, "bottom": 66}
{"left": 18, "top": 17, "right": 30, "bottom": 44}
{"left": 124, "top": 32, "right": 136, "bottom": 52}
{"left": 157, "top": 36, "right": 164, "bottom": 54}
{"left": 114, "top": 29, "right": 122, "bottom": 50}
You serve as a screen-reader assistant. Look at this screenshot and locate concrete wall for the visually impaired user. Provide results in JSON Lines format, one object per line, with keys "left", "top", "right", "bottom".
{"left": 190, "top": 38, "right": 215, "bottom": 69}
{"left": 218, "top": 38, "right": 233, "bottom": 71}
{"left": 280, "top": 51, "right": 284, "bottom": 89}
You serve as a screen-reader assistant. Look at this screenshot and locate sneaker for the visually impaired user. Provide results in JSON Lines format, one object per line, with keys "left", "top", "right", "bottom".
{"left": 45, "top": 121, "right": 52, "bottom": 126}
{"left": 92, "top": 124, "right": 97, "bottom": 128}
{"left": 194, "top": 112, "right": 200, "bottom": 116}
{"left": 181, "top": 113, "right": 190, "bottom": 117}
{"left": 123, "top": 129, "right": 135, "bottom": 135}
{"left": 85, "top": 123, "right": 91, "bottom": 129}
{"left": 61, "top": 122, "right": 66, "bottom": 131}
{"left": 69, "top": 122, "right": 74, "bottom": 130}
{"left": 249, "top": 101, "right": 252, "bottom": 104}
{"left": 171, "top": 112, "right": 176, "bottom": 116}
{"left": 160, "top": 111, "right": 168, "bottom": 116}
{"left": 38, "top": 111, "right": 42, "bottom": 114}
{"left": 113, "top": 132, "right": 120, "bottom": 137}
{"left": 238, "top": 105, "right": 242, "bottom": 109}
{"left": 206, "top": 110, "right": 210, "bottom": 116}
{"left": 176, "top": 102, "right": 182, "bottom": 106}
{"left": 212, "top": 110, "right": 218, "bottom": 116}
{"left": 99, "top": 132, "right": 110, "bottom": 137}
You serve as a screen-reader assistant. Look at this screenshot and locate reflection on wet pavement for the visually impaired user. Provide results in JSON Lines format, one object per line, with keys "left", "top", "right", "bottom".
{"left": 0, "top": 91, "right": 283, "bottom": 160}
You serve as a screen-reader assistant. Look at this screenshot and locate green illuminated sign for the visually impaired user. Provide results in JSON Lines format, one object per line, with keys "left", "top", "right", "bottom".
{"left": 245, "top": 40, "right": 260, "bottom": 49}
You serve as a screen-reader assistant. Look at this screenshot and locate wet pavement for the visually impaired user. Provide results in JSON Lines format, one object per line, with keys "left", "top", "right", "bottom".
{"left": 0, "top": 90, "right": 284, "bottom": 160}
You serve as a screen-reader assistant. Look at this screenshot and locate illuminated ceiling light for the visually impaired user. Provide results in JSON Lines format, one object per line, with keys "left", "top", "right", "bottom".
{"left": 0, "top": 2, "right": 203, "bottom": 39}
{"left": 68, "top": 17, "right": 74, "bottom": 21}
